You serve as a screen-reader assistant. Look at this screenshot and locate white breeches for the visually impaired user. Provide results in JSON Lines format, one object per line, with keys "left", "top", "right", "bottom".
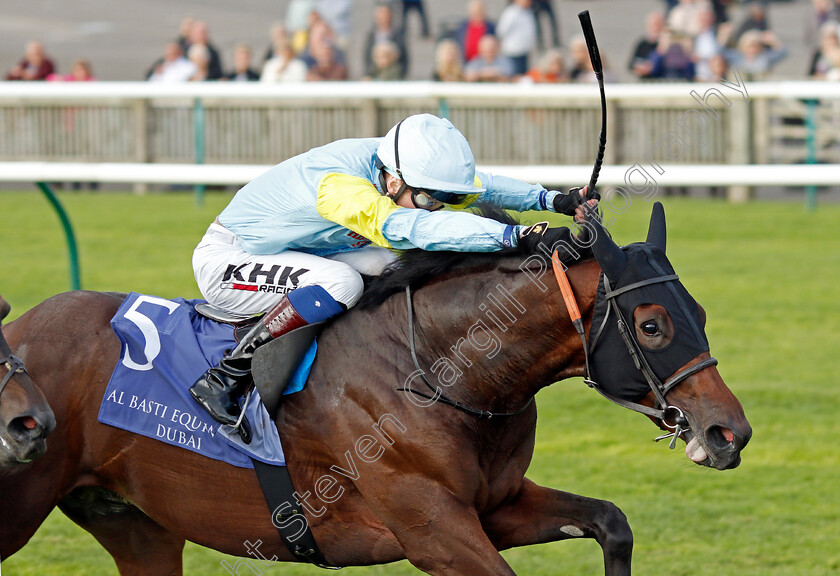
{"left": 192, "top": 223, "right": 397, "bottom": 315}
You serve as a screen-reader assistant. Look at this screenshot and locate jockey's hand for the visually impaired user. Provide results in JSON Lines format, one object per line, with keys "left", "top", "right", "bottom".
{"left": 518, "top": 221, "right": 575, "bottom": 254}
{"left": 573, "top": 186, "right": 600, "bottom": 224}
{"left": 554, "top": 186, "right": 600, "bottom": 219}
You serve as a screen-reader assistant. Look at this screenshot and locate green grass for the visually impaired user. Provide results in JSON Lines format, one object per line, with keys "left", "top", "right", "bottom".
{"left": 1, "top": 189, "right": 839, "bottom": 575}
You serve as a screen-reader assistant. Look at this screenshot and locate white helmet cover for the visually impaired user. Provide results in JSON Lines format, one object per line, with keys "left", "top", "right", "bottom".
{"left": 376, "top": 114, "right": 486, "bottom": 196}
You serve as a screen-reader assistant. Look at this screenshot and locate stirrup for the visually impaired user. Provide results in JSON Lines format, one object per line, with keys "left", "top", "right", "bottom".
{"left": 231, "top": 387, "right": 253, "bottom": 444}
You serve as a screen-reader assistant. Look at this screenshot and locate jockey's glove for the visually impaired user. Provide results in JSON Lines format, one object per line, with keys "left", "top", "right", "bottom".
{"left": 553, "top": 187, "right": 601, "bottom": 216}
{"left": 518, "top": 222, "right": 576, "bottom": 256}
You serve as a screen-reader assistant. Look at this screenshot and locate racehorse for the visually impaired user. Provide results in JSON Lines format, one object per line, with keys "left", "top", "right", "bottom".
{"left": 0, "top": 295, "right": 56, "bottom": 468}
{"left": 0, "top": 206, "right": 750, "bottom": 575}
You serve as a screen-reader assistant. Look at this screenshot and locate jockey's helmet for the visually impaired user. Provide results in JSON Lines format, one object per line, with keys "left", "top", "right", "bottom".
{"left": 376, "top": 114, "right": 486, "bottom": 204}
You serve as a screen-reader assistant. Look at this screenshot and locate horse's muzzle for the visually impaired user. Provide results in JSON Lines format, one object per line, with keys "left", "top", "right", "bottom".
{"left": 701, "top": 422, "right": 752, "bottom": 470}
{"left": 1, "top": 409, "right": 56, "bottom": 464}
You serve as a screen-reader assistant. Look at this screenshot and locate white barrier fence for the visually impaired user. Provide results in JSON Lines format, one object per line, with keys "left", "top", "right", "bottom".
{"left": 1, "top": 161, "right": 839, "bottom": 188}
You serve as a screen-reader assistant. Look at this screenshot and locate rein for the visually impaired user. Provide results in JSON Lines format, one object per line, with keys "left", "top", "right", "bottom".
{"left": 0, "top": 353, "right": 26, "bottom": 398}
{"left": 550, "top": 252, "right": 718, "bottom": 448}
{"left": 397, "top": 286, "right": 534, "bottom": 420}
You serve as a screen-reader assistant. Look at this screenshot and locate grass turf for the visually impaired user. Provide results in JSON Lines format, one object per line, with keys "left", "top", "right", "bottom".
{"left": 0, "top": 189, "right": 838, "bottom": 575}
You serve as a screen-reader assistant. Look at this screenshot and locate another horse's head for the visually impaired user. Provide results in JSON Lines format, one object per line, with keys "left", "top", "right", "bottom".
{"left": 585, "top": 203, "right": 751, "bottom": 470}
{"left": 0, "top": 296, "right": 56, "bottom": 467}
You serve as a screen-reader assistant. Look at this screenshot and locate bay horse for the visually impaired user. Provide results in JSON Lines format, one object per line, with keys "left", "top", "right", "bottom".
{"left": 0, "top": 295, "right": 56, "bottom": 468}
{"left": 0, "top": 206, "right": 750, "bottom": 575}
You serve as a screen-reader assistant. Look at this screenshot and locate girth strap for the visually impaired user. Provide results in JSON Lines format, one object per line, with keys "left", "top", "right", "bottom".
{"left": 251, "top": 459, "right": 339, "bottom": 569}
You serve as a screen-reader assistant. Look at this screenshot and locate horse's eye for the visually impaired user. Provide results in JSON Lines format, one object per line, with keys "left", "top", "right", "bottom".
{"left": 641, "top": 321, "right": 660, "bottom": 337}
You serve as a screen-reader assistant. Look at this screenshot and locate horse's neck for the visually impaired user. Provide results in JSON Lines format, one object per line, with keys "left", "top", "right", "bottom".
{"left": 405, "top": 258, "right": 601, "bottom": 413}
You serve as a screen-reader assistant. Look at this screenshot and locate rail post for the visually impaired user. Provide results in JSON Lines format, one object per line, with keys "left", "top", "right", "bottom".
{"left": 36, "top": 182, "right": 81, "bottom": 290}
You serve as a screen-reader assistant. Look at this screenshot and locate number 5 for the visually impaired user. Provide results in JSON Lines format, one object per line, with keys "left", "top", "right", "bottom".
{"left": 121, "top": 295, "right": 180, "bottom": 371}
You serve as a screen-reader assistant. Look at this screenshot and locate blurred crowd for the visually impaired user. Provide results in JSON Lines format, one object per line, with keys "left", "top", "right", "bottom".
{"left": 4, "top": 0, "right": 840, "bottom": 85}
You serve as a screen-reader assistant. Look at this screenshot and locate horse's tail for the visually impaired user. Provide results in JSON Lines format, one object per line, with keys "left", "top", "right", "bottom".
{"left": 0, "top": 295, "right": 9, "bottom": 324}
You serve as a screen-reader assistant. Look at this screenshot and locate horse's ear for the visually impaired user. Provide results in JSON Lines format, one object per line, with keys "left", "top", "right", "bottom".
{"left": 646, "top": 201, "right": 667, "bottom": 252}
{"left": 0, "top": 296, "right": 9, "bottom": 324}
{"left": 588, "top": 211, "right": 627, "bottom": 279}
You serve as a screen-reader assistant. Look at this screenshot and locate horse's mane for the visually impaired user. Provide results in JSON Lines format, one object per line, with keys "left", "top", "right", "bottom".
{"left": 357, "top": 205, "right": 585, "bottom": 309}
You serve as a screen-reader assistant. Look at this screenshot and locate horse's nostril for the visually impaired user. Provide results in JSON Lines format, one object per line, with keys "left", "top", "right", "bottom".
{"left": 8, "top": 415, "right": 45, "bottom": 442}
{"left": 705, "top": 425, "right": 736, "bottom": 451}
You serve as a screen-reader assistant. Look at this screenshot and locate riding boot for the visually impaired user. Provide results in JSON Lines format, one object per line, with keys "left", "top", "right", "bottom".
{"left": 189, "top": 296, "right": 308, "bottom": 427}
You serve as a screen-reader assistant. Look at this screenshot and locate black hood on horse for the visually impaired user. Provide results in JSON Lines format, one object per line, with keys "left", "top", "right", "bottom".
{"left": 588, "top": 204, "right": 710, "bottom": 402}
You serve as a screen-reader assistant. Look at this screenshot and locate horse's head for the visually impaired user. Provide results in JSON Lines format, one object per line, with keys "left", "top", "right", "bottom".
{"left": 0, "top": 297, "right": 56, "bottom": 467}
{"left": 584, "top": 203, "right": 751, "bottom": 470}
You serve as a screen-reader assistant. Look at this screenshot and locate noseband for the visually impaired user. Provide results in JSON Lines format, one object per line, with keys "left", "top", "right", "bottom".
{"left": 551, "top": 252, "right": 718, "bottom": 448}
{"left": 0, "top": 353, "right": 26, "bottom": 399}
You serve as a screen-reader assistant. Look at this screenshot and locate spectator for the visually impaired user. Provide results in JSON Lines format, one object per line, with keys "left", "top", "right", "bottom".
{"left": 366, "top": 41, "right": 403, "bottom": 81}
{"left": 146, "top": 42, "right": 197, "bottom": 82}
{"left": 693, "top": 6, "right": 723, "bottom": 81}
{"left": 532, "top": 0, "right": 561, "bottom": 49}
{"left": 814, "top": 0, "right": 840, "bottom": 29}
{"left": 809, "top": 21, "right": 840, "bottom": 78}
{"left": 668, "top": 0, "right": 707, "bottom": 37}
{"left": 187, "top": 44, "right": 213, "bottom": 82}
{"left": 318, "top": 0, "right": 353, "bottom": 48}
{"left": 293, "top": 9, "right": 324, "bottom": 54}
{"left": 364, "top": 3, "right": 409, "bottom": 79}
{"left": 456, "top": 1, "right": 496, "bottom": 64}
{"left": 433, "top": 39, "right": 464, "bottom": 81}
{"left": 725, "top": 1, "right": 770, "bottom": 48}
{"left": 523, "top": 49, "right": 567, "bottom": 83}
{"left": 706, "top": 53, "right": 730, "bottom": 82}
{"left": 569, "top": 34, "right": 615, "bottom": 83}
{"left": 263, "top": 24, "right": 289, "bottom": 63}
{"left": 823, "top": 45, "right": 840, "bottom": 80}
{"left": 497, "top": 0, "right": 538, "bottom": 77}
{"left": 286, "top": 0, "right": 318, "bottom": 37}
{"left": 224, "top": 44, "right": 260, "bottom": 81}
{"left": 47, "top": 59, "right": 96, "bottom": 82}
{"left": 464, "top": 34, "right": 514, "bottom": 82}
{"left": 401, "top": 0, "right": 430, "bottom": 39}
{"left": 261, "top": 42, "right": 308, "bottom": 82}
{"left": 650, "top": 30, "right": 696, "bottom": 81}
{"left": 305, "top": 42, "right": 348, "bottom": 81}
{"left": 725, "top": 30, "right": 787, "bottom": 79}
{"left": 628, "top": 11, "right": 666, "bottom": 80}
{"left": 184, "top": 20, "right": 224, "bottom": 79}
{"left": 299, "top": 19, "right": 348, "bottom": 71}
{"left": 176, "top": 17, "right": 195, "bottom": 52}
{"left": 5, "top": 41, "right": 55, "bottom": 81}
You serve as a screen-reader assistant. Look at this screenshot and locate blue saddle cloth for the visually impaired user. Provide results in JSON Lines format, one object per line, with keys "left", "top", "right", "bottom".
{"left": 97, "top": 292, "right": 316, "bottom": 469}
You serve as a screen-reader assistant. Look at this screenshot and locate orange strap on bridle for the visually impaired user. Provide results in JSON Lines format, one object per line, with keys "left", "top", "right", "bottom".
{"left": 551, "top": 250, "right": 581, "bottom": 323}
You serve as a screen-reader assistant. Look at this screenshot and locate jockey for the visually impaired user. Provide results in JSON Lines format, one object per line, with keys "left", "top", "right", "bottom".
{"left": 190, "top": 113, "right": 598, "bottom": 426}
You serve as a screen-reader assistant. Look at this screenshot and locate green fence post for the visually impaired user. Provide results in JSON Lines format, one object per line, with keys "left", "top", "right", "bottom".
{"left": 805, "top": 99, "right": 818, "bottom": 213}
{"left": 438, "top": 98, "right": 450, "bottom": 120}
{"left": 194, "top": 97, "right": 206, "bottom": 207}
{"left": 36, "top": 182, "right": 81, "bottom": 291}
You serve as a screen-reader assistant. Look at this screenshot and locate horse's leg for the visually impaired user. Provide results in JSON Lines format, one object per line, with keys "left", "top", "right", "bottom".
{"left": 58, "top": 487, "right": 185, "bottom": 576}
{"left": 354, "top": 481, "right": 516, "bottom": 575}
{"left": 481, "top": 478, "right": 633, "bottom": 576}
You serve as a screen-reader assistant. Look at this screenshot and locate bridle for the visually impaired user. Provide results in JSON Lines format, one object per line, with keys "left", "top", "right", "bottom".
{"left": 551, "top": 251, "right": 718, "bottom": 448}
{"left": 0, "top": 353, "right": 26, "bottom": 399}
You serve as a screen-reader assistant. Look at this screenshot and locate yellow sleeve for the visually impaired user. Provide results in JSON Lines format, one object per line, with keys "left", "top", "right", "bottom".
{"left": 316, "top": 173, "right": 400, "bottom": 248}
{"left": 447, "top": 175, "right": 483, "bottom": 211}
